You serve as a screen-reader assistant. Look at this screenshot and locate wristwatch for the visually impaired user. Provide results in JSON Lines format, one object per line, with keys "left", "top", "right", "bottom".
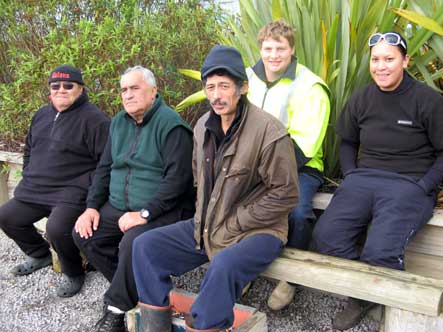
{"left": 139, "top": 208, "right": 150, "bottom": 220}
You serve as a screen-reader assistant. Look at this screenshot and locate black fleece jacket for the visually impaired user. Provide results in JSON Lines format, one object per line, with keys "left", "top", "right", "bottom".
{"left": 14, "top": 91, "right": 110, "bottom": 208}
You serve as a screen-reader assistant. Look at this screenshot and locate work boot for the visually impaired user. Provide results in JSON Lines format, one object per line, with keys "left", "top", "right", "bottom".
{"left": 267, "top": 280, "right": 296, "bottom": 310}
{"left": 139, "top": 303, "right": 171, "bottom": 332}
{"left": 332, "top": 297, "right": 376, "bottom": 330}
{"left": 11, "top": 254, "right": 52, "bottom": 276}
{"left": 184, "top": 315, "right": 226, "bottom": 332}
{"left": 94, "top": 307, "right": 126, "bottom": 332}
{"left": 56, "top": 273, "right": 85, "bottom": 298}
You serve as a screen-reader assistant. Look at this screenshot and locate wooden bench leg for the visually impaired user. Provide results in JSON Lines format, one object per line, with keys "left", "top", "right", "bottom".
{"left": 50, "top": 248, "right": 89, "bottom": 274}
{"left": 384, "top": 306, "right": 443, "bottom": 332}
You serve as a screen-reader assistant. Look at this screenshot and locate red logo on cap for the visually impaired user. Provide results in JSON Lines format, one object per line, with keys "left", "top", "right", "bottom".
{"left": 51, "top": 72, "right": 70, "bottom": 79}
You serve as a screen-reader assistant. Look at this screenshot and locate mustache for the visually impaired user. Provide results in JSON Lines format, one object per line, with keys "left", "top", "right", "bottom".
{"left": 210, "top": 99, "right": 228, "bottom": 106}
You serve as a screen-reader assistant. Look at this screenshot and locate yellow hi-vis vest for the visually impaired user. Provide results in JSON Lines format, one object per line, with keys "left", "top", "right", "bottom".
{"left": 246, "top": 63, "right": 330, "bottom": 172}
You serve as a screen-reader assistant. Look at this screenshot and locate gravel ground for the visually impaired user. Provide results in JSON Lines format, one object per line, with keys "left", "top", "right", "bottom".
{"left": 0, "top": 230, "right": 380, "bottom": 332}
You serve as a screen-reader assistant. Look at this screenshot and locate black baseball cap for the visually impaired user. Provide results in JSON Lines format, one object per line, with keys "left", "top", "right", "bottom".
{"left": 201, "top": 45, "right": 247, "bottom": 81}
{"left": 48, "top": 64, "right": 84, "bottom": 85}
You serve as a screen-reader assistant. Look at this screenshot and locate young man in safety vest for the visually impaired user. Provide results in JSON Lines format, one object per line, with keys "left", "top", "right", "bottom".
{"left": 246, "top": 19, "right": 331, "bottom": 310}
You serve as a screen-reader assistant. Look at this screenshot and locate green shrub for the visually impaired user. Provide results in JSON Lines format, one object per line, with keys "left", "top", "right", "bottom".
{"left": 0, "top": 0, "right": 224, "bottom": 150}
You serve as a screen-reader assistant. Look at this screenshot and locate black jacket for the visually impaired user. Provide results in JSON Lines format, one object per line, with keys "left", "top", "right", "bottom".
{"left": 14, "top": 91, "right": 110, "bottom": 208}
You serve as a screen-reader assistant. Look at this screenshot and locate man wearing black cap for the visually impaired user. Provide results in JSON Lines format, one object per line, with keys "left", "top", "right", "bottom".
{"left": 131, "top": 46, "right": 299, "bottom": 332}
{"left": 0, "top": 64, "right": 110, "bottom": 297}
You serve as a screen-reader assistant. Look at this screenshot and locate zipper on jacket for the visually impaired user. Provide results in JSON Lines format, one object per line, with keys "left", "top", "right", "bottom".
{"left": 261, "top": 87, "right": 269, "bottom": 110}
{"left": 124, "top": 124, "right": 142, "bottom": 210}
{"left": 50, "top": 112, "right": 61, "bottom": 136}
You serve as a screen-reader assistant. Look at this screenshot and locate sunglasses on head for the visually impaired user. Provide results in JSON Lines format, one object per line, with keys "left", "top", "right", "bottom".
{"left": 368, "top": 32, "right": 407, "bottom": 51}
{"left": 50, "top": 82, "right": 75, "bottom": 90}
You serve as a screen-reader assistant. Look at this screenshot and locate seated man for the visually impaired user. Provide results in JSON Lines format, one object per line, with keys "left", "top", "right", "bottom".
{"left": 132, "top": 45, "right": 299, "bottom": 332}
{"left": 0, "top": 64, "right": 110, "bottom": 297}
{"left": 73, "top": 66, "right": 194, "bottom": 332}
{"left": 246, "top": 19, "right": 330, "bottom": 310}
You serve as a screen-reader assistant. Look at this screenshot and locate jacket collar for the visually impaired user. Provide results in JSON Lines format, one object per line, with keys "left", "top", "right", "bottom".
{"left": 124, "top": 93, "right": 162, "bottom": 125}
{"left": 251, "top": 56, "right": 297, "bottom": 85}
{"left": 376, "top": 71, "right": 414, "bottom": 95}
{"left": 204, "top": 95, "right": 247, "bottom": 149}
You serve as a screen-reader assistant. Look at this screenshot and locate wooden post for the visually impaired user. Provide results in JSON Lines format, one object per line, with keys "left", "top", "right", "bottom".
{"left": 0, "top": 162, "right": 9, "bottom": 204}
{"left": 384, "top": 307, "right": 443, "bottom": 332}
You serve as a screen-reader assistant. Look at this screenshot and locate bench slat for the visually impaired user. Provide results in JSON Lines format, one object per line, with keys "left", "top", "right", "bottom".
{"left": 407, "top": 225, "right": 443, "bottom": 257}
{"left": 262, "top": 248, "right": 443, "bottom": 317}
{"left": 405, "top": 251, "right": 443, "bottom": 280}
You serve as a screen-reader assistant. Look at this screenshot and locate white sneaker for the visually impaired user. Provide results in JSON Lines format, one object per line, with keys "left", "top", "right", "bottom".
{"left": 267, "top": 281, "right": 296, "bottom": 310}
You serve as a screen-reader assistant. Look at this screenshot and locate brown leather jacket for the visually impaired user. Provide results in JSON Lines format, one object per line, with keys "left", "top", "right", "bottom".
{"left": 192, "top": 100, "right": 299, "bottom": 258}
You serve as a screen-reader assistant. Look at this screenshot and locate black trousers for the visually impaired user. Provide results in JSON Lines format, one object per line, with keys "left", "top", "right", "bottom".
{"left": 73, "top": 201, "right": 193, "bottom": 311}
{"left": 0, "top": 198, "right": 84, "bottom": 276}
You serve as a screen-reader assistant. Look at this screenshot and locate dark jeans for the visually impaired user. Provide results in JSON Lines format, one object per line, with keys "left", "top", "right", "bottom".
{"left": 313, "top": 168, "right": 435, "bottom": 270}
{"left": 132, "top": 219, "right": 283, "bottom": 330}
{"left": 73, "top": 201, "right": 193, "bottom": 311}
{"left": 287, "top": 172, "right": 323, "bottom": 249}
{"left": 0, "top": 198, "right": 84, "bottom": 276}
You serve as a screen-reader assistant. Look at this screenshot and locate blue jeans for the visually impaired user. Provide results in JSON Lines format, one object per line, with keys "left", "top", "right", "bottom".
{"left": 287, "top": 172, "right": 324, "bottom": 249}
{"left": 132, "top": 219, "right": 283, "bottom": 330}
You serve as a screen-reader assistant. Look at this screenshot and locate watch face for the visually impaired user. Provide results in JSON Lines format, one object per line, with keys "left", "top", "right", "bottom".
{"left": 140, "top": 209, "right": 149, "bottom": 219}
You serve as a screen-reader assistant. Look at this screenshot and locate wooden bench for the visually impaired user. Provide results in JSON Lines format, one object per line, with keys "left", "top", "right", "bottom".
{"left": 262, "top": 192, "right": 443, "bottom": 332}
{"left": 2, "top": 151, "right": 442, "bottom": 330}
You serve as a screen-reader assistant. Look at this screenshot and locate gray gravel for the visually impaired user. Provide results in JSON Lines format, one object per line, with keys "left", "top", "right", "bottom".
{"left": 0, "top": 230, "right": 380, "bottom": 332}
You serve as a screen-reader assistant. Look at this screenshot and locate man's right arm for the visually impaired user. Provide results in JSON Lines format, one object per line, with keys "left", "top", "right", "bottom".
{"left": 86, "top": 134, "right": 112, "bottom": 210}
{"left": 23, "top": 111, "right": 39, "bottom": 170}
{"left": 75, "top": 134, "right": 112, "bottom": 238}
{"left": 23, "top": 130, "right": 32, "bottom": 170}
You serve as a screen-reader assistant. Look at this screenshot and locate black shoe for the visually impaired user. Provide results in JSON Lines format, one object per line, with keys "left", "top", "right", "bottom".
{"left": 332, "top": 297, "right": 376, "bottom": 330}
{"left": 95, "top": 308, "right": 126, "bottom": 332}
{"left": 57, "top": 273, "right": 85, "bottom": 298}
{"left": 11, "top": 254, "right": 52, "bottom": 276}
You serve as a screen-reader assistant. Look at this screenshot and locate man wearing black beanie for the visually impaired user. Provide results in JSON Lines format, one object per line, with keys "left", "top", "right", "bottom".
{"left": 132, "top": 46, "right": 299, "bottom": 332}
{"left": 0, "top": 64, "right": 110, "bottom": 297}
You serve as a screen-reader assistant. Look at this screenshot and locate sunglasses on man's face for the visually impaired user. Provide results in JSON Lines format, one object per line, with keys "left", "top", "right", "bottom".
{"left": 368, "top": 32, "right": 407, "bottom": 50}
{"left": 50, "top": 83, "right": 75, "bottom": 90}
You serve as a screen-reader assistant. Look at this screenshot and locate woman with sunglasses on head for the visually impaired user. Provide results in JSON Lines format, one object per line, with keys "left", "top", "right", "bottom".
{"left": 313, "top": 32, "right": 443, "bottom": 330}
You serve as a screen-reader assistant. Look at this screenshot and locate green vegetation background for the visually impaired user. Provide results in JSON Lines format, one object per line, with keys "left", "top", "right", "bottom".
{"left": 1, "top": 0, "right": 443, "bottom": 179}
{"left": 0, "top": 0, "right": 224, "bottom": 150}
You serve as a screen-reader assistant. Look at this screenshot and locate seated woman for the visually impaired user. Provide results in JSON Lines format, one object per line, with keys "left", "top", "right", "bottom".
{"left": 313, "top": 31, "right": 443, "bottom": 331}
